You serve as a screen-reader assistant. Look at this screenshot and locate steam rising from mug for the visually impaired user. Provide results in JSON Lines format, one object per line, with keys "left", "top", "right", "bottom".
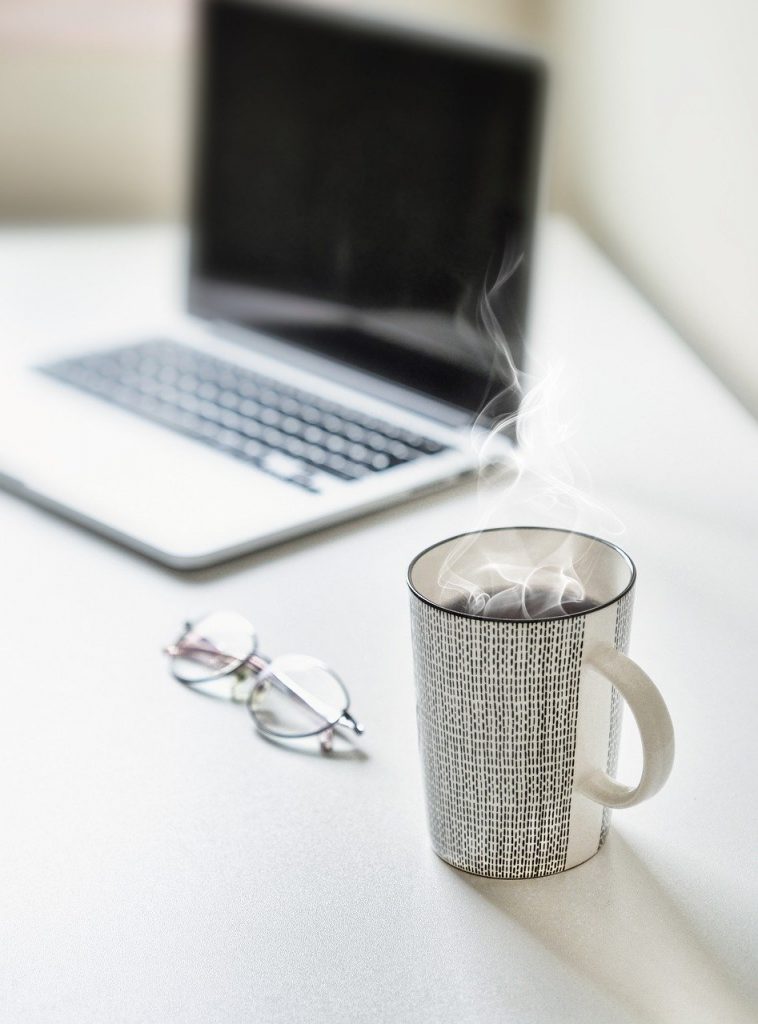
{"left": 439, "top": 247, "right": 623, "bottom": 619}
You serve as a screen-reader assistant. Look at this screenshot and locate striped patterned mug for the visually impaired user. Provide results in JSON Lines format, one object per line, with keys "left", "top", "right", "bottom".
{"left": 408, "top": 527, "right": 674, "bottom": 879}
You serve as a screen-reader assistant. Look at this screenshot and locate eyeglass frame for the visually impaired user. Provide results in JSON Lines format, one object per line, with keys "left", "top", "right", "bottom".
{"left": 165, "top": 615, "right": 363, "bottom": 752}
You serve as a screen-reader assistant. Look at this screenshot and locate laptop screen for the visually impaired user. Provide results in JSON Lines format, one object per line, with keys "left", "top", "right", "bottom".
{"left": 189, "top": 0, "right": 547, "bottom": 415}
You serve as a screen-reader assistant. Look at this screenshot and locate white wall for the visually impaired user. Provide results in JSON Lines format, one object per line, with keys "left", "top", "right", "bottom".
{"left": 0, "top": 1, "right": 188, "bottom": 220}
{"left": 549, "top": 0, "right": 758, "bottom": 417}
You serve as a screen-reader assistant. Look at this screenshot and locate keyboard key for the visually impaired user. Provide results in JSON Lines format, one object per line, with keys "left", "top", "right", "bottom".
{"left": 239, "top": 398, "right": 260, "bottom": 418}
{"left": 325, "top": 435, "right": 349, "bottom": 454}
{"left": 303, "top": 425, "right": 325, "bottom": 445}
{"left": 348, "top": 443, "right": 370, "bottom": 463}
{"left": 417, "top": 437, "right": 445, "bottom": 454}
{"left": 218, "top": 390, "right": 239, "bottom": 409}
{"left": 177, "top": 392, "right": 201, "bottom": 414}
{"left": 279, "top": 397, "right": 301, "bottom": 416}
{"left": 240, "top": 420, "right": 263, "bottom": 440}
{"left": 388, "top": 440, "right": 414, "bottom": 462}
{"left": 322, "top": 413, "right": 343, "bottom": 433}
{"left": 260, "top": 407, "right": 280, "bottom": 426}
{"left": 242, "top": 439, "right": 264, "bottom": 460}
{"left": 365, "top": 431, "right": 391, "bottom": 452}
{"left": 237, "top": 379, "right": 259, "bottom": 399}
{"left": 283, "top": 437, "right": 306, "bottom": 458}
{"left": 280, "top": 416, "right": 301, "bottom": 435}
{"left": 220, "top": 410, "right": 242, "bottom": 431}
{"left": 344, "top": 422, "right": 368, "bottom": 443}
{"left": 198, "top": 399, "right": 222, "bottom": 421}
{"left": 324, "top": 453, "right": 360, "bottom": 478}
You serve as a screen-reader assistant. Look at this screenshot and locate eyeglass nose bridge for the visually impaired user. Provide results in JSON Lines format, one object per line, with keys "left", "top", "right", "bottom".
{"left": 228, "top": 653, "right": 271, "bottom": 702}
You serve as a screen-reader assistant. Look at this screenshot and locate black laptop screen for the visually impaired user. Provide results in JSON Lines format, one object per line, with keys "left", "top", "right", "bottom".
{"left": 190, "top": 0, "right": 546, "bottom": 414}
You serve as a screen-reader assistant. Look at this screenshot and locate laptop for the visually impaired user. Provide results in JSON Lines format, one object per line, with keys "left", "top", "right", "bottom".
{"left": 0, "top": 0, "right": 546, "bottom": 569}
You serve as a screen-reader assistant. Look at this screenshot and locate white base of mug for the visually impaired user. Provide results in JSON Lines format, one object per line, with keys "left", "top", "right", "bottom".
{"left": 431, "top": 840, "right": 607, "bottom": 880}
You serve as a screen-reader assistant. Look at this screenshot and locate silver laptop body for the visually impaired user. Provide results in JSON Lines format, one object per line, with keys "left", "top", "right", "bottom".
{"left": 0, "top": 2, "right": 546, "bottom": 569}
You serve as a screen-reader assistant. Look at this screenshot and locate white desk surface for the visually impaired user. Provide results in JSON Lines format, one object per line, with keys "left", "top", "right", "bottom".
{"left": 1, "top": 218, "right": 756, "bottom": 1024}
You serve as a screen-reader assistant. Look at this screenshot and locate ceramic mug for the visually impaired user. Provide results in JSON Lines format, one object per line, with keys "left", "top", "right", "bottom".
{"left": 407, "top": 526, "right": 674, "bottom": 879}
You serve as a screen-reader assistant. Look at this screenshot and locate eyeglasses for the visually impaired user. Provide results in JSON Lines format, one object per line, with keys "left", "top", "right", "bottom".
{"left": 164, "top": 611, "right": 363, "bottom": 753}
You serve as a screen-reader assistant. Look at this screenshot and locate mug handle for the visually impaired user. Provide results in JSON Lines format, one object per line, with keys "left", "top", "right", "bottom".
{"left": 579, "top": 642, "right": 675, "bottom": 809}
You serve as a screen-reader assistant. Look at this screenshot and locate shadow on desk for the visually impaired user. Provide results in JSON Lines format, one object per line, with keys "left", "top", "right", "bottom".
{"left": 456, "top": 832, "right": 757, "bottom": 1024}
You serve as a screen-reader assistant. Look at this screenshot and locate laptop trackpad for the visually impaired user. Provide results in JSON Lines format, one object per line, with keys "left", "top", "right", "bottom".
{"left": 0, "top": 370, "right": 316, "bottom": 563}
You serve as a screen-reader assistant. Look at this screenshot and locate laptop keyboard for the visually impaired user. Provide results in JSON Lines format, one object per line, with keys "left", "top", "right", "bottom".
{"left": 41, "top": 339, "right": 449, "bottom": 493}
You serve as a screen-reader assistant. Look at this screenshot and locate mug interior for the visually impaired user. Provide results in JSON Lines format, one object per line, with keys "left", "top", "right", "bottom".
{"left": 408, "top": 527, "right": 634, "bottom": 618}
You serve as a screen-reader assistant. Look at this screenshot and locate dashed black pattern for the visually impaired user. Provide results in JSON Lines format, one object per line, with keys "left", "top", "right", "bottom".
{"left": 599, "top": 586, "right": 635, "bottom": 846}
{"left": 410, "top": 600, "right": 586, "bottom": 878}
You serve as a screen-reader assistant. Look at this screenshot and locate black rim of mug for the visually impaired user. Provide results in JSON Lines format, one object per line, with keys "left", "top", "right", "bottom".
{"left": 406, "top": 525, "right": 637, "bottom": 624}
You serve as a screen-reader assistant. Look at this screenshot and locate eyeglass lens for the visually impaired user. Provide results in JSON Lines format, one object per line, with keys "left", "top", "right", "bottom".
{"left": 248, "top": 654, "right": 350, "bottom": 738}
{"left": 171, "top": 610, "right": 257, "bottom": 684}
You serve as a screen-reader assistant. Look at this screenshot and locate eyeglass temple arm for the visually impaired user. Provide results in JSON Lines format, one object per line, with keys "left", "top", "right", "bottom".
{"left": 163, "top": 637, "right": 239, "bottom": 663}
{"left": 338, "top": 710, "right": 364, "bottom": 735}
{"left": 164, "top": 637, "right": 268, "bottom": 675}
